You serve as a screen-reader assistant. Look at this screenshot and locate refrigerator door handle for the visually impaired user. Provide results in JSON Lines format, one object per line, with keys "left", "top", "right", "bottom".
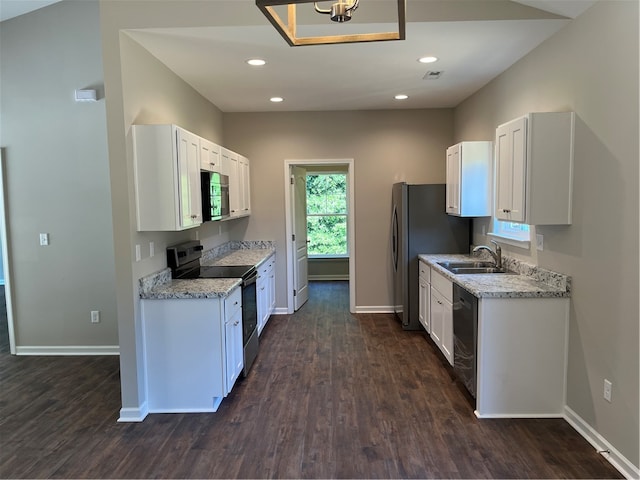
{"left": 392, "top": 205, "right": 399, "bottom": 272}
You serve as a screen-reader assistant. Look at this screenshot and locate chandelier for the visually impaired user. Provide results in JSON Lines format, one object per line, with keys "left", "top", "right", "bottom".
{"left": 255, "top": 0, "right": 406, "bottom": 47}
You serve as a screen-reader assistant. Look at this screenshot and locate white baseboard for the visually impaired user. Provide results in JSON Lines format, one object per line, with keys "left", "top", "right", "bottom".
{"left": 354, "top": 306, "right": 394, "bottom": 314}
{"left": 272, "top": 307, "right": 289, "bottom": 315}
{"left": 564, "top": 406, "right": 639, "bottom": 479}
{"left": 16, "top": 345, "right": 120, "bottom": 356}
{"left": 118, "top": 403, "right": 148, "bottom": 423}
{"left": 308, "top": 275, "right": 349, "bottom": 281}
{"left": 475, "top": 411, "right": 564, "bottom": 419}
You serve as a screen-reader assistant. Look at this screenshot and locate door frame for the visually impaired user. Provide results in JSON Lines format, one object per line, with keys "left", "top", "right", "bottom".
{"left": 283, "top": 159, "right": 355, "bottom": 314}
{"left": 0, "top": 150, "right": 16, "bottom": 354}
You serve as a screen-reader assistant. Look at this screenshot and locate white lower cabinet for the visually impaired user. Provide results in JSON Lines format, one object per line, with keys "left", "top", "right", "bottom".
{"left": 257, "top": 254, "right": 276, "bottom": 335}
{"left": 418, "top": 260, "right": 430, "bottom": 333}
{"left": 142, "top": 286, "right": 243, "bottom": 413}
{"left": 475, "top": 296, "right": 569, "bottom": 417}
{"left": 429, "top": 268, "right": 454, "bottom": 366}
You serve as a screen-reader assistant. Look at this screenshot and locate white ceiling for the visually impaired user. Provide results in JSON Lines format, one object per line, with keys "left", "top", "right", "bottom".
{"left": 1, "top": 0, "right": 597, "bottom": 112}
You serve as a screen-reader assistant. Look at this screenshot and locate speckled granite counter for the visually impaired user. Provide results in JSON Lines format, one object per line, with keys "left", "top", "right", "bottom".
{"left": 419, "top": 253, "right": 570, "bottom": 299}
{"left": 139, "top": 241, "right": 275, "bottom": 300}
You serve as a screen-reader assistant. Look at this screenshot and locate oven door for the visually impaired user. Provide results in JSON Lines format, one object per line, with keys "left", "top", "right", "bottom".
{"left": 241, "top": 271, "right": 258, "bottom": 343}
{"left": 241, "top": 270, "right": 259, "bottom": 376}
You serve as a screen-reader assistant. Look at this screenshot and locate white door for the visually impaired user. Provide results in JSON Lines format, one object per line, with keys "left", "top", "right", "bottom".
{"left": 291, "top": 166, "right": 309, "bottom": 311}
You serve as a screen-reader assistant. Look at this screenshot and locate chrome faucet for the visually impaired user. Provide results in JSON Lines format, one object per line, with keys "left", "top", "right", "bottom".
{"left": 472, "top": 240, "right": 502, "bottom": 270}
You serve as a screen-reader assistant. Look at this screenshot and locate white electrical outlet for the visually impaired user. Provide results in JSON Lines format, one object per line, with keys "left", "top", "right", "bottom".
{"left": 91, "top": 310, "right": 100, "bottom": 324}
{"left": 604, "top": 379, "right": 612, "bottom": 402}
{"left": 135, "top": 244, "right": 141, "bottom": 262}
{"left": 536, "top": 234, "right": 544, "bottom": 251}
{"left": 150, "top": 241, "right": 155, "bottom": 257}
{"left": 39, "top": 233, "right": 49, "bottom": 246}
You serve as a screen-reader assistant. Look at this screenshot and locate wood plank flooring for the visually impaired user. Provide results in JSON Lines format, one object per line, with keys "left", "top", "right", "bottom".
{"left": 0, "top": 281, "right": 622, "bottom": 478}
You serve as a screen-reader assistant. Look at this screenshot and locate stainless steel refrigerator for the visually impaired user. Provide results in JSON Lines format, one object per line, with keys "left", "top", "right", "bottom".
{"left": 392, "top": 183, "right": 470, "bottom": 330}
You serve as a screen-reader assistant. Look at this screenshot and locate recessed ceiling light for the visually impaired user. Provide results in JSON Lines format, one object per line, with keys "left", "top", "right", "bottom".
{"left": 247, "top": 59, "right": 266, "bottom": 66}
{"left": 270, "top": 97, "right": 284, "bottom": 103}
{"left": 418, "top": 56, "right": 438, "bottom": 64}
{"left": 395, "top": 94, "right": 409, "bottom": 100}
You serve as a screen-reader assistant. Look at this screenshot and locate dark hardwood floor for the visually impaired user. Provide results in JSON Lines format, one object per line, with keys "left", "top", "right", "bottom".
{"left": 0, "top": 281, "right": 622, "bottom": 479}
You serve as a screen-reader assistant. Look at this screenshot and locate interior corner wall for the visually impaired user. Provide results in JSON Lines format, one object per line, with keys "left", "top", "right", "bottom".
{"left": 0, "top": 0, "right": 118, "bottom": 350}
{"left": 222, "top": 109, "right": 454, "bottom": 310}
{"left": 100, "top": 1, "right": 236, "bottom": 414}
{"left": 453, "top": 0, "right": 639, "bottom": 469}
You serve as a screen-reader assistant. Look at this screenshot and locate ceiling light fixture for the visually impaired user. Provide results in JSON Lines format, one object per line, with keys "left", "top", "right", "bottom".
{"left": 394, "top": 94, "right": 408, "bottom": 100}
{"left": 255, "top": 0, "right": 406, "bottom": 47}
{"left": 270, "top": 96, "right": 284, "bottom": 102}
{"left": 418, "top": 56, "right": 438, "bottom": 64}
{"left": 247, "top": 59, "right": 267, "bottom": 66}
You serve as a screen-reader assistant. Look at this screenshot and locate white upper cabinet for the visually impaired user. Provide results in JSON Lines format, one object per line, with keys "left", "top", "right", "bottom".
{"left": 200, "top": 138, "right": 221, "bottom": 172}
{"left": 133, "top": 124, "right": 202, "bottom": 231}
{"left": 223, "top": 148, "right": 241, "bottom": 217}
{"left": 446, "top": 141, "right": 492, "bottom": 217}
{"left": 238, "top": 155, "right": 251, "bottom": 216}
{"left": 224, "top": 148, "right": 251, "bottom": 218}
{"left": 495, "top": 112, "right": 575, "bottom": 225}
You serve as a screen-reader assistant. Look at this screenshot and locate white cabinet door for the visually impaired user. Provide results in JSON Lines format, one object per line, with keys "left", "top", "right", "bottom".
{"left": 224, "top": 308, "right": 243, "bottom": 394}
{"left": 418, "top": 260, "right": 430, "bottom": 333}
{"left": 177, "top": 128, "right": 202, "bottom": 229}
{"left": 238, "top": 155, "right": 251, "bottom": 215}
{"left": 419, "top": 276, "right": 430, "bottom": 333}
{"left": 441, "top": 296, "right": 453, "bottom": 365}
{"left": 200, "top": 138, "right": 221, "bottom": 172}
{"left": 445, "top": 144, "right": 461, "bottom": 215}
{"left": 430, "top": 287, "right": 444, "bottom": 348}
{"left": 268, "top": 258, "right": 276, "bottom": 315}
{"left": 429, "top": 268, "right": 454, "bottom": 366}
{"left": 257, "top": 273, "right": 268, "bottom": 335}
{"left": 224, "top": 148, "right": 241, "bottom": 217}
{"left": 495, "top": 117, "right": 527, "bottom": 223}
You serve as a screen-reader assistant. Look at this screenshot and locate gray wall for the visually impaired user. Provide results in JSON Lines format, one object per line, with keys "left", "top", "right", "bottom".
{"left": 223, "top": 109, "right": 454, "bottom": 308}
{"left": 0, "top": 1, "right": 118, "bottom": 350}
{"left": 455, "top": 0, "right": 639, "bottom": 467}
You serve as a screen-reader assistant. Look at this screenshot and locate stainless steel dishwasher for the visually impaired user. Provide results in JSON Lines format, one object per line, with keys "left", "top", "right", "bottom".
{"left": 453, "top": 284, "right": 478, "bottom": 398}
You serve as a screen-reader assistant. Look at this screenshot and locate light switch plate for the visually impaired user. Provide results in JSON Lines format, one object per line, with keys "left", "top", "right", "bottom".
{"left": 135, "top": 244, "right": 141, "bottom": 262}
{"left": 39, "top": 233, "right": 49, "bottom": 246}
{"left": 536, "top": 234, "right": 544, "bottom": 251}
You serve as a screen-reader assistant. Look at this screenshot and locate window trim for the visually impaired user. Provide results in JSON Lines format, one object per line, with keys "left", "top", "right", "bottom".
{"left": 305, "top": 172, "right": 349, "bottom": 257}
{"left": 489, "top": 219, "right": 531, "bottom": 249}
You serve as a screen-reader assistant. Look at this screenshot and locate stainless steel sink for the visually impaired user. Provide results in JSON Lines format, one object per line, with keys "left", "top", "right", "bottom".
{"left": 438, "top": 261, "right": 495, "bottom": 269}
{"left": 437, "top": 261, "right": 517, "bottom": 275}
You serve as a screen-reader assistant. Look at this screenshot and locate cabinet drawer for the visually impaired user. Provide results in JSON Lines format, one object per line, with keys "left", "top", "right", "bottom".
{"left": 224, "top": 286, "right": 242, "bottom": 321}
{"left": 419, "top": 260, "right": 430, "bottom": 282}
{"left": 430, "top": 268, "right": 452, "bottom": 302}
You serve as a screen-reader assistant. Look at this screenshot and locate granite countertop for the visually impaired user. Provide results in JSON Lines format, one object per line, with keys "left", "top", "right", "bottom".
{"left": 139, "top": 241, "right": 275, "bottom": 300}
{"left": 419, "top": 253, "right": 571, "bottom": 299}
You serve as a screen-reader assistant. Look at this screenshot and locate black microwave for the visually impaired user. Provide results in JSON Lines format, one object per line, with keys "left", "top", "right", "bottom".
{"left": 201, "top": 172, "right": 230, "bottom": 221}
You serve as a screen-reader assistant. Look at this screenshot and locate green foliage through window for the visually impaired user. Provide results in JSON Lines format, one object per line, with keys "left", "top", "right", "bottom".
{"left": 306, "top": 173, "right": 348, "bottom": 256}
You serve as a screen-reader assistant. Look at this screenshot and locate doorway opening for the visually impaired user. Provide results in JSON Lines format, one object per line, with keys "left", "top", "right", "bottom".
{"left": 0, "top": 150, "right": 16, "bottom": 354}
{"left": 284, "top": 159, "right": 355, "bottom": 314}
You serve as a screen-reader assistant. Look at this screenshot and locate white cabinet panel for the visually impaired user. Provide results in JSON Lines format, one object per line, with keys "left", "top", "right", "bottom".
{"left": 200, "top": 138, "right": 221, "bottom": 172}
{"left": 446, "top": 141, "right": 492, "bottom": 217}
